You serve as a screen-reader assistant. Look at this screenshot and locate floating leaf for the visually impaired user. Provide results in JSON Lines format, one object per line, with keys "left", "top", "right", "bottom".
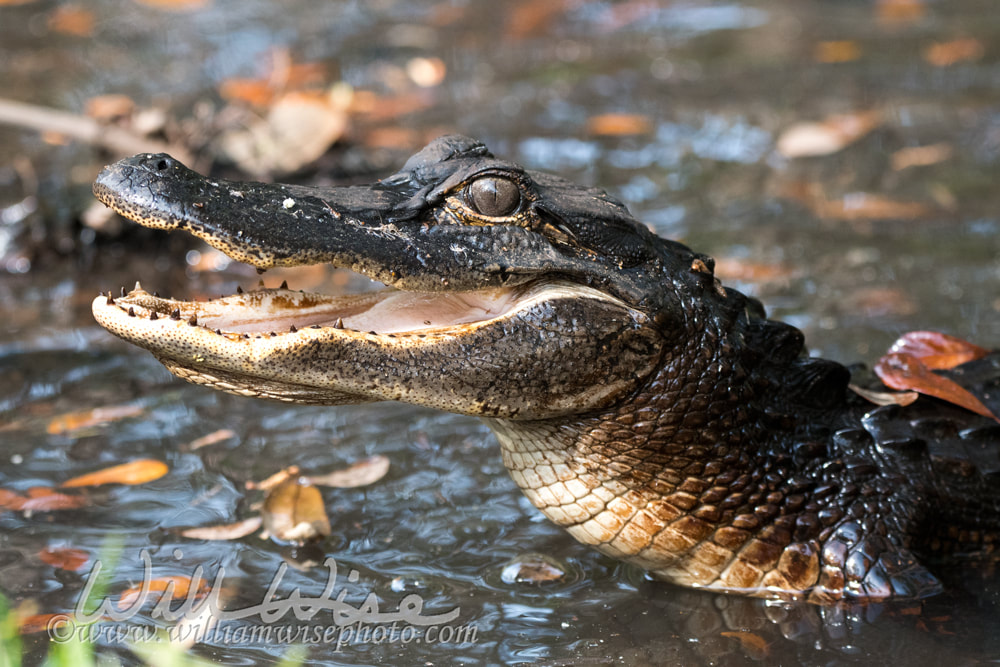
{"left": 886, "top": 331, "right": 990, "bottom": 370}
{"left": 586, "top": 113, "right": 652, "bottom": 137}
{"left": 39, "top": 547, "right": 90, "bottom": 572}
{"left": 776, "top": 111, "right": 881, "bottom": 158}
{"left": 218, "top": 91, "right": 348, "bottom": 175}
{"left": 186, "top": 429, "right": 236, "bottom": 451}
{"left": 47, "top": 5, "right": 95, "bottom": 37}
{"left": 247, "top": 466, "right": 300, "bottom": 491}
{"left": 877, "top": 0, "right": 925, "bottom": 25}
{"left": 178, "top": 517, "right": 263, "bottom": 541}
{"left": 891, "top": 143, "right": 953, "bottom": 171}
{"left": 0, "top": 488, "right": 25, "bottom": 510}
{"left": 133, "top": 0, "right": 208, "bottom": 11}
{"left": 814, "top": 41, "right": 862, "bottom": 63}
{"left": 61, "top": 459, "right": 168, "bottom": 488}
{"left": 118, "top": 576, "right": 209, "bottom": 610}
{"left": 924, "top": 38, "right": 984, "bottom": 67}
{"left": 85, "top": 94, "right": 136, "bottom": 122}
{"left": 46, "top": 404, "right": 145, "bottom": 435}
{"left": 875, "top": 352, "right": 999, "bottom": 422}
{"left": 308, "top": 456, "right": 390, "bottom": 488}
{"left": 261, "top": 478, "right": 331, "bottom": 543}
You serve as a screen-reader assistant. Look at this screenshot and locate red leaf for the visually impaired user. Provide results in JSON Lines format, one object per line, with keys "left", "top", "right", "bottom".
{"left": 887, "top": 331, "right": 990, "bottom": 370}
{"left": 874, "top": 352, "right": 999, "bottom": 422}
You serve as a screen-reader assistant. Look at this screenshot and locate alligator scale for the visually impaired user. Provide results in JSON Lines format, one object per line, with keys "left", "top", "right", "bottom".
{"left": 92, "top": 135, "right": 1000, "bottom": 603}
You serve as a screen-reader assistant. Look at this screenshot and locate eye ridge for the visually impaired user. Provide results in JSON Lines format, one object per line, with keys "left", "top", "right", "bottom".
{"left": 467, "top": 176, "right": 521, "bottom": 217}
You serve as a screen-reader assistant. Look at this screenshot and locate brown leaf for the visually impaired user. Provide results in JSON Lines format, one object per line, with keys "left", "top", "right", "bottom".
{"left": 61, "top": 459, "right": 168, "bottom": 488}
{"left": 0, "top": 487, "right": 88, "bottom": 512}
{"left": 218, "top": 91, "right": 348, "bottom": 175}
{"left": 118, "top": 576, "right": 210, "bottom": 610}
{"left": 178, "top": 516, "right": 263, "bottom": 541}
{"left": 505, "top": 0, "right": 568, "bottom": 40}
{"left": 187, "top": 428, "right": 236, "bottom": 451}
{"left": 308, "top": 455, "right": 390, "bottom": 488}
{"left": 877, "top": 0, "right": 925, "bottom": 25}
{"left": 874, "top": 352, "right": 999, "bottom": 422}
{"left": 813, "top": 192, "right": 931, "bottom": 222}
{"left": 247, "top": 466, "right": 300, "bottom": 491}
{"left": 886, "top": 331, "right": 990, "bottom": 370}
{"left": 133, "top": 0, "right": 208, "bottom": 11}
{"left": 891, "top": 143, "right": 953, "bottom": 171}
{"left": 85, "top": 94, "right": 136, "bottom": 122}
{"left": 261, "top": 478, "right": 331, "bottom": 543}
{"left": 776, "top": 111, "right": 881, "bottom": 158}
{"left": 814, "top": 41, "right": 862, "bottom": 64}
{"left": 38, "top": 547, "right": 90, "bottom": 572}
{"left": 586, "top": 113, "right": 653, "bottom": 137}
{"left": 46, "top": 404, "right": 145, "bottom": 435}
{"left": 849, "top": 383, "right": 919, "bottom": 407}
{"left": 924, "top": 38, "right": 984, "bottom": 67}
{"left": 0, "top": 488, "right": 26, "bottom": 510}
{"left": 712, "top": 257, "right": 796, "bottom": 286}
{"left": 720, "top": 631, "right": 771, "bottom": 659}
{"left": 47, "top": 5, "right": 95, "bottom": 37}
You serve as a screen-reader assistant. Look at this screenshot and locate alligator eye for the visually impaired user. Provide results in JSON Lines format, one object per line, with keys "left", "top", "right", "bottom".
{"left": 468, "top": 177, "right": 521, "bottom": 217}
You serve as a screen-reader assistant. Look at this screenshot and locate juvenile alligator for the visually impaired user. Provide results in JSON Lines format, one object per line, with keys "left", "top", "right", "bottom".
{"left": 91, "top": 135, "right": 1000, "bottom": 603}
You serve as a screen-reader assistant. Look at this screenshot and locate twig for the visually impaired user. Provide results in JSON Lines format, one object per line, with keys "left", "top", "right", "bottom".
{"left": 0, "top": 97, "right": 194, "bottom": 164}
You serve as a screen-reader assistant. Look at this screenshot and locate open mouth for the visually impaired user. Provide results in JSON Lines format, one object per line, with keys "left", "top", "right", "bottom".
{"left": 93, "top": 279, "right": 534, "bottom": 340}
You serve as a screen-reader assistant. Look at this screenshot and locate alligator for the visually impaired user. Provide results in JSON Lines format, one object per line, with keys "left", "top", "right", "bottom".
{"left": 91, "top": 135, "right": 1000, "bottom": 603}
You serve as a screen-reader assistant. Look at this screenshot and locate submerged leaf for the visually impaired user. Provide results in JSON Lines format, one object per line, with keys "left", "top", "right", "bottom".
{"left": 118, "top": 576, "right": 210, "bottom": 610}
{"left": 61, "top": 459, "right": 168, "bottom": 488}
{"left": 46, "top": 404, "right": 145, "bottom": 435}
{"left": 38, "top": 547, "right": 90, "bottom": 572}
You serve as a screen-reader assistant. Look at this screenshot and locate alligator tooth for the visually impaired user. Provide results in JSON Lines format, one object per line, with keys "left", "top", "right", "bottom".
{"left": 134, "top": 281, "right": 143, "bottom": 292}
{"left": 236, "top": 285, "right": 244, "bottom": 294}
{"left": 120, "top": 286, "right": 126, "bottom": 297}
{"left": 170, "top": 309, "right": 181, "bottom": 320}
{"left": 334, "top": 318, "right": 344, "bottom": 329}
{"left": 153, "top": 291, "right": 160, "bottom": 297}
{"left": 279, "top": 280, "right": 288, "bottom": 289}
{"left": 241, "top": 333, "right": 249, "bottom": 339}
{"left": 311, "top": 325, "right": 321, "bottom": 329}
{"left": 149, "top": 312, "right": 158, "bottom": 320}
{"left": 258, "top": 279, "right": 265, "bottom": 288}
{"left": 256, "top": 268, "right": 266, "bottom": 274}
{"left": 289, "top": 325, "right": 297, "bottom": 333}
{"left": 215, "top": 329, "right": 222, "bottom": 335}
{"left": 106, "top": 294, "right": 115, "bottom": 305}
{"left": 188, "top": 315, "right": 198, "bottom": 326}
{"left": 128, "top": 307, "right": 135, "bottom": 317}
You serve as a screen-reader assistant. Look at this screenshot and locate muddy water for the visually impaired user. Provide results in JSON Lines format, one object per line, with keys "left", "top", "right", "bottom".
{"left": 1, "top": 1, "right": 999, "bottom": 665}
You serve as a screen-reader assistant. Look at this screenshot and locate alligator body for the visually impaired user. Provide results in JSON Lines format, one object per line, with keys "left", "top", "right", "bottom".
{"left": 91, "top": 136, "right": 1000, "bottom": 602}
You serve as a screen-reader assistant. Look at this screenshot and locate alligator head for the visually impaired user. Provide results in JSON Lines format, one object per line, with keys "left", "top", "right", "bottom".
{"left": 92, "top": 135, "right": 1000, "bottom": 603}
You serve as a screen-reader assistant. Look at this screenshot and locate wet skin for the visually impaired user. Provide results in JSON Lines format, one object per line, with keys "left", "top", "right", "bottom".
{"left": 92, "top": 135, "right": 1000, "bottom": 602}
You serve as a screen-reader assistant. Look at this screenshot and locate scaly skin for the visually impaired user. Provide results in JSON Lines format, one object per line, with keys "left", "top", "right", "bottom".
{"left": 91, "top": 136, "right": 1000, "bottom": 602}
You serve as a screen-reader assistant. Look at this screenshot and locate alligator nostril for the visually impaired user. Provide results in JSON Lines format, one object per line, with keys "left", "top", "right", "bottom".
{"left": 155, "top": 159, "right": 169, "bottom": 171}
